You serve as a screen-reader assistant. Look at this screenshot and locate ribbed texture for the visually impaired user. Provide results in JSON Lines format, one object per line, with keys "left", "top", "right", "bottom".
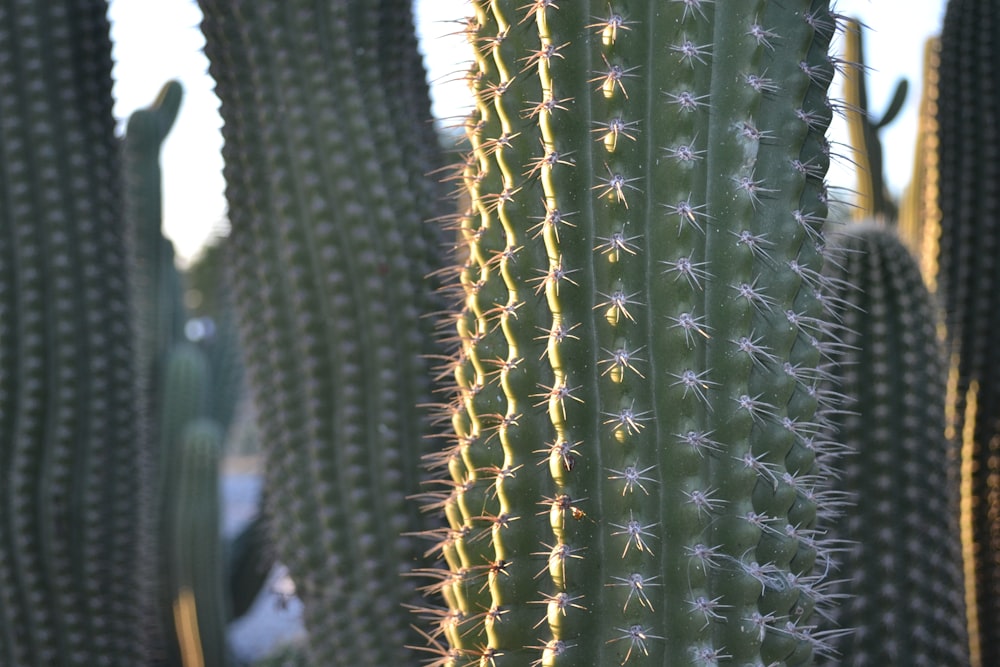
{"left": 423, "top": 2, "right": 844, "bottom": 665}
{"left": 198, "top": 1, "right": 447, "bottom": 664}
{"left": 0, "top": 0, "right": 143, "bottom": 664}
{"left": 935, "top": 1, "right": 1000, "bottom": 663}
{"left": 170, "top": 419, "right": 228, "bottom": 667}
{"left": 820, "top": 224, "right": 968, "bottom": 666}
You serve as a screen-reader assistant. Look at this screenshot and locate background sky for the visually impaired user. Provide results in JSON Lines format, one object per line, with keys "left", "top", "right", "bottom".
{"left": 108, "top": 0, "right": 948, "bottom": 265}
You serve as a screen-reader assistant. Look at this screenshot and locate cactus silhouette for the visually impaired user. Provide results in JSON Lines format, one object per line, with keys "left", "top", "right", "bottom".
{"left": 415, "top": 2, "right": 848, "bottom": 664}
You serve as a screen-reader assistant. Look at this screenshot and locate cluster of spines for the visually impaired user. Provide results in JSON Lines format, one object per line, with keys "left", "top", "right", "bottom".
{"left": 819, "top": 225, "right": 969, "bottom": 665}
{"left": 422, "top": 2, "right": 850, "bottom": 665}
{"left": 933, "top": 1, "right": 1000, "bottom": 664}
{"left": 198, "top": 1, "right": 446, "bottom": 664}
{"left": 0, "top": 0, "right": 143, "bottom": 664}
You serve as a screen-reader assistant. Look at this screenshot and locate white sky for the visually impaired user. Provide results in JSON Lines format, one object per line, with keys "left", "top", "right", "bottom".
{"left": 108, "top": 0, "right": 946, "bottom": 264}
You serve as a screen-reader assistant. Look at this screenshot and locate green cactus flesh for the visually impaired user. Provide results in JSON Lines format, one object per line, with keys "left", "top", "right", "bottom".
{"left": 819, "top": 224, "right": 969, "bottom": 665}
{"left": 421, "top": 2, "right": 842, "bottom": 665}
{"left": 198, "top": 0, "right": 447, "bottom": 664}
{"left": 0, "top": 0, "right": 144, "bottom": 664}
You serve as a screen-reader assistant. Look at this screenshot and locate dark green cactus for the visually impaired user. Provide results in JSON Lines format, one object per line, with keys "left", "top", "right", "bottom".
{"left": 124, "top": 79, "right": 187, "bottom": 399}
{"left": 819, "top": 224, "right": 968, "bottom": 665}
{"left": 419, "top": 2, "right": 844, "bottom": 665}
{"left": 934, "top": 1, "right": 1000, "bottom": 663}
{"left": 170, "top": 418, "right": 228, "bottom": 667}
{"left": 0, "top": 0, "right": 146, "bottom": 663}
{"left": 197, "top": 0, "right": 447, "bottom": 664}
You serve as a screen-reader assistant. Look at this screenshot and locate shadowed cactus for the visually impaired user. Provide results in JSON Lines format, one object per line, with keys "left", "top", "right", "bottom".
{"left": 932, "top": 1, "right": 1000, "bottom": 663}
{"left": 197, "top": 0, "right": 448, "bottom": 664}
{"left": 819, "top": 224, "right": 968, "bottom": 665}
{"left": 0, "top": 0, "right": 146, "bottom": 663}
{"left": 417, "top": 2, "right": 848, "bottom": 665}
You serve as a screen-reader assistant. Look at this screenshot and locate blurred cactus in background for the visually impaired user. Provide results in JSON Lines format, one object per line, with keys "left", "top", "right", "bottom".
{"left": 931, "top": 0, "right": 1000, "bottom": 664}
{"left": 820, "top": 224, "right": 968, "bottom": 665}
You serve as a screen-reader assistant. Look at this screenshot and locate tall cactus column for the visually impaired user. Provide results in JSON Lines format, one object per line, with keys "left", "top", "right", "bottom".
{"left": 425, "top": 2, "right": 842, "bottom": 665}
{"left": 820, "top": 225, "right": 969, "bottom": 665}
{"left": 0, "top": 0, "right": 145, "bottom": 664}
{"left": 198, "top": 1, "right": 447, "bottom": 665}
{"left": 934, "top": 1, "right": 1000, "bottom": 663}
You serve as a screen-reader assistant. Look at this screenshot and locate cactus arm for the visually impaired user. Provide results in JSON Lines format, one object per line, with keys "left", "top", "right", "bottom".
{"left": 842, "top": 17, "right": 907, "bottom": 222}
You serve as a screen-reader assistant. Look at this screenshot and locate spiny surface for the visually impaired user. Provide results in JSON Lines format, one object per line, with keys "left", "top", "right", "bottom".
{"left": 935, "top": 1, "right": 1000, "bottom": 663}
{"left": 423, "top": 2, "right": 844, "bottom": 665}
{"left": 0, "top": 0, "right": 144, "bottom": 664}
{"left": 820, "top": 224, "right": 969, "bottom": 666}
{"left": 199, "top": 0, "right": 447, "bottom": 664}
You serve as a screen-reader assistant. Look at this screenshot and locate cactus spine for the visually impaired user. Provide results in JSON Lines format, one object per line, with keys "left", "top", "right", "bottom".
{"left": 933, "top": 1, "right": 1000, "bottom": 663}
{"left": 198, "top": 0, "right": 447, "bottom": 663}
{"left": 820, "top": 224, "right": 968, "bottom": 665}
{"left": 0, "top": 0, "right": 145, "bottom": 663}
{"left": 423, "top": 2, "right": 842, "bottom": 665}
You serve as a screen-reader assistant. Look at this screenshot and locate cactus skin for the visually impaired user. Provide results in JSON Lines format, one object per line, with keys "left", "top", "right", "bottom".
{"left": 422, "top": 2, "right": 844, "bottom": 665}
{"left": 820, "top": 224, "right": 969, "bottom": 665}
{"left": 934, "top": 1, "right": 1000, "bottom": 663}
{"left": 0, "top": 0, "right": 145, "bottom": 663}
{"left": 198, "top": 0, "right": 447, "bottom": 664}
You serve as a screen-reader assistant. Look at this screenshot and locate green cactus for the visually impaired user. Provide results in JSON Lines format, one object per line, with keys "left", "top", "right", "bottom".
{"left": 841, "top": 18, "right": 908, "bottom": 223}
{"left": 170, "top": 418, "right": 229, "bottom": 667}
{"left": 819, "top": 224, "right": 968, "bottom": 665}
{"left": 416, "top": 2, "right": 845, "bottom": 665}
{"left": 197, "top": 0, "right": 447, "bottom": 663}
{"left": 184, "top": 237, "right": 246, "bottom": 438}
{"left": 124, "top": 79, "right": 187, "bottom": 398}
{"left": 0, "top": 0, "right": 146, "bottom": 663}
{"left": 933, "top": 1, "right": 1000, "bottom": 663}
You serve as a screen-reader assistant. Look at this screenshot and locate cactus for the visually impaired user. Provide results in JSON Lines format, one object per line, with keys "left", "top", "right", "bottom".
{"left": 898, "top": 36, "right": 942, "bottom": 280}
{"left": 170, "top": 419, "right": 229, "bottom": 667}
{"left": 0, "top": 0, "right": 146, "bottom": 663}
{"left": 124, "top": 79, "right": 187, "bottom": 400}
{"left": 819, "top": 224, "right": 968, "bottom": 665}
{"left": 226, "top": 511, "right": 272, "bottom": 621}
{"left": 416, "top": 2, "right": 845, "bottom": 665}
{"left": 934, "top": 1, "right": 1000, "bottom": 663}
{"left": 840, "top": 18, "right": 908, "bottom": 223}
{"left": 197, "top": 0, "right": 447, "bottom": 663}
